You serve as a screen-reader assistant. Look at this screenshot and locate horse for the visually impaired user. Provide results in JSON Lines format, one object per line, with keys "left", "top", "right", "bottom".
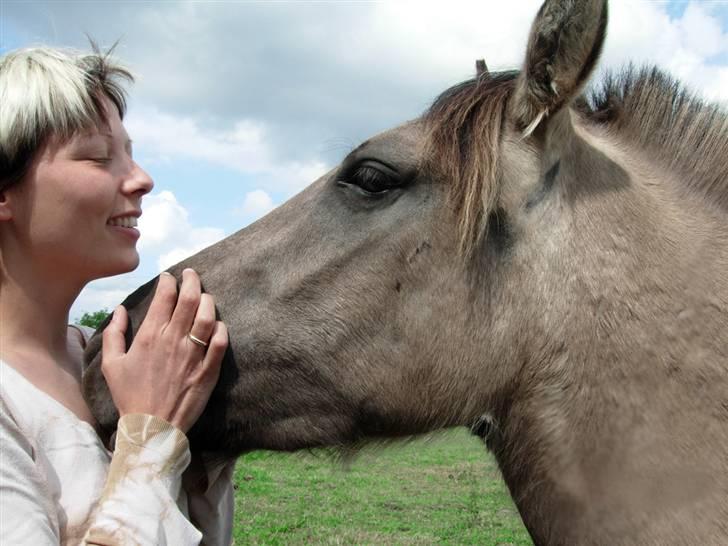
{"left": 84, "top": 0, "right": 728, "bottom": 543}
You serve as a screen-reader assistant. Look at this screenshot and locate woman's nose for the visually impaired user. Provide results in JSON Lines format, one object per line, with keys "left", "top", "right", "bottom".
{"left": 124, "top": 161, "right": 154, "bottom": 196}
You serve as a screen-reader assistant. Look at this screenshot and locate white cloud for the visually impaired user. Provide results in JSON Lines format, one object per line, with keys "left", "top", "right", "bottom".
{"left": 367, "top": 0, "right": 728, "bottom": 97}
{"left": 128, "top": 0, "right": 726, "bottom": 120}
{"left": 703, "top": 66, "right": 728, "bottom": 104}
{"left": 137, "top": 190, "right": 226, "bottom": 272}
{"left": 157, "top": 226, "right": 227, "bottom": 271}
{"left": 326, "top": 1, "right": 538, "bottom": 87}
{"left": 235, "top": 190, "right": 276, "bottom": 223}
{"left": 269, "top": 160, "right": 330, "bottom": 194}
{"left": 126, "top": 111, "right": 270, "bottom": 172}
{"left": 126, "top": 109, "right": 330, "bottom": 195}
{"left": 679, "top": 3, "right": 727, "bottom": 59}
{"left": 71, "top": 273, "right": 150, "bottom": 322}
{"left": 600, "top": 1, "right": 728, "bottom": 103}
{"left": 120, "top": 0, "right": 727, "bottom": 174}
{"left": 137, "top": 190, "right": 189, "bottom": 250}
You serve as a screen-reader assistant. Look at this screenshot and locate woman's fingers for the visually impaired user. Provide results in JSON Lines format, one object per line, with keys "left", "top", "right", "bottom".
{"left": 201, "top": 321, "right": 228, "bottom": 381}
{"left": 169, "top": 269, "right": 202, "bottom": 336}
{"left": 187, "top": 293, "right": 216, "bottom": 350}
{"left": 100, "top": 267, "right": 228, "bottom": 433}
{"left": 142, "top": 272, "right": 179, "bottom": 330}
{"left": 102, "top": 305, "right": 128, "bottom": 361}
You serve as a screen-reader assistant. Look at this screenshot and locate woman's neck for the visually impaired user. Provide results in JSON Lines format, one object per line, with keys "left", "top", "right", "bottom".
{"left": 0, "top": 255, "right": 83, "bottom": 368}
{"left": 0, "top": 256, "right": 101, "bottom": 425}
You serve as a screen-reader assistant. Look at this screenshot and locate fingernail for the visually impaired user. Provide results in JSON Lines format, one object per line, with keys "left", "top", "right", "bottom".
{"left": 161, "top": 271, "right": 173, "bottom": 277}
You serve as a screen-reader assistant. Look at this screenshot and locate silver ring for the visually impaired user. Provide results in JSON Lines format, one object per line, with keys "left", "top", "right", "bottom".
{"left": 187, "top": 333, "right": 209, "bottom": 348}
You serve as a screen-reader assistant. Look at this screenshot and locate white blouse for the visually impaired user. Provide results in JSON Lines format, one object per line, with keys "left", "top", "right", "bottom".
{"left": 0, "top": 359, "right": 234, "bottom": 545}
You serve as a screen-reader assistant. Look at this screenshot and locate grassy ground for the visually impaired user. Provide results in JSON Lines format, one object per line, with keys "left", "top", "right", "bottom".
{"left": 233, "top": 428, "right": 532, "bottom": 545}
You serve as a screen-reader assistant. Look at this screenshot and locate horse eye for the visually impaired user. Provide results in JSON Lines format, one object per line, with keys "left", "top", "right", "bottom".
{"left": 342, "top": 162, "right": 399, "bottom": 195}
{"left": 355, "top": 166, "right": 392, "bottom": 193}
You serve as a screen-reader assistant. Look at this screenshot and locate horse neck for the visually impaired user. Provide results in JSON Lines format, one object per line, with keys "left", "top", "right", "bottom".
{"left": 486, "top": 115, "right": 728, "bottom": 543}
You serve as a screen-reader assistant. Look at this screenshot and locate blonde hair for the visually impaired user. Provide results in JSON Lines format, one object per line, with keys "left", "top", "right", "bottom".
{"left": 0, "top": 45, "right": 133, "bottom": 190}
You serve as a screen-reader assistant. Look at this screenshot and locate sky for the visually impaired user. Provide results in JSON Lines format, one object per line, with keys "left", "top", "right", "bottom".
{"left": 1, "top": 0, "right": 727, "bottom": 321}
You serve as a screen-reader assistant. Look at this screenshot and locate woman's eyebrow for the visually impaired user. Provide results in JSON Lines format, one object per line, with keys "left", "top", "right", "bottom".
{"left": 76, "top": 130, "right": 111, "bottom": 142}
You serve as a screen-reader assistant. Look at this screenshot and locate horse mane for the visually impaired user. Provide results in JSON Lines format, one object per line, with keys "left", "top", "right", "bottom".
{"left": 580, "top": 66, "right": 728, "bottom": 211}
{"left": 424, "top": 71, "right": 518, "bottom": 256}
{"left": 425, "top": 66, "right": 728, "bottom": 255}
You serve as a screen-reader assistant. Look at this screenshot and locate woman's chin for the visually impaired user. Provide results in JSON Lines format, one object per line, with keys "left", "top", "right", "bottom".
{"left": 91, "top": 253, "right": 140, "bottom": 280}
{"left": 116, "top": 254, "right": 140, "bottom": 275}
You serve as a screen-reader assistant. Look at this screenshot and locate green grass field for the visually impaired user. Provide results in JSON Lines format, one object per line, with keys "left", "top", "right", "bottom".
{"left": 233, "top": 428, "right": 532, "bottom": 545}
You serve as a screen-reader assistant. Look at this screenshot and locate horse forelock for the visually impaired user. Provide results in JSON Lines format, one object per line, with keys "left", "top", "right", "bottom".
{"left": 580, "top": 66, "right": 728, "bottom": 210}
{"left": 424, "top": 71, "right": 518, "bottom": 257}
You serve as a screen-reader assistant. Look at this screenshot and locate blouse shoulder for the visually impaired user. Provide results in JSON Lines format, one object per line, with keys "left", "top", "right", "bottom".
{"left": 67, "top": 324, "right": 96, "bottom": 347}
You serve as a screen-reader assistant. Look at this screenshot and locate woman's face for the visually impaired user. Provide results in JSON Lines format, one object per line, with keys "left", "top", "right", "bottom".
{"left": 5, "top": 95, "right": 154, "bottom": 283}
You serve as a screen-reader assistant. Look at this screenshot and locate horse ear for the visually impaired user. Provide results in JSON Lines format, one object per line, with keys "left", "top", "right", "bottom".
{"left": 511, "top": 0, "right": 608, "bottom": 136}
{"left": 475, "top": 59, "right": 489, "bottom": 78}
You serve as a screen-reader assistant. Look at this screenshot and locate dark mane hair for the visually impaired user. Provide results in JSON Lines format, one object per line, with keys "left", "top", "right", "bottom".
{"left": 580, "top": 66, "right": 728, "bottom": 211}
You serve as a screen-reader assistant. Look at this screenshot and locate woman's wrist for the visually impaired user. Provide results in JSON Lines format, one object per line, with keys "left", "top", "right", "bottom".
{"left": 112, "top": 413, "right": 191, "bottom": 478}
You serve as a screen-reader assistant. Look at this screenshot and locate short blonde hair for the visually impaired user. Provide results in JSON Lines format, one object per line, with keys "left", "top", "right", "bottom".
{"left": 0, "top": 45, "right": 133, "bottom": 190}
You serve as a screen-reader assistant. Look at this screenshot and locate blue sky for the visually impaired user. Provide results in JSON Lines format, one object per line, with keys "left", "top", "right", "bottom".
{"left": 2, "top": 0, "right": 727, "bottom": 320}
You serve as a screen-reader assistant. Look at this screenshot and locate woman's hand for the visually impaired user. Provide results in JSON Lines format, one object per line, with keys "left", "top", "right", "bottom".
{"left": 101, "top": 269, "right": 228, "bottom": 433}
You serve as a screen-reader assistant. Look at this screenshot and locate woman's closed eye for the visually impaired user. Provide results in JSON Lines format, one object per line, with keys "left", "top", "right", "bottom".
{"left": 69, "top": 144, "right": 112, "bottom": 163}
{"left": 69, "top": 133, "right": 113, "bottom": 162}
{"left": 88, "top": 154, "right": 112, "bottom": 163}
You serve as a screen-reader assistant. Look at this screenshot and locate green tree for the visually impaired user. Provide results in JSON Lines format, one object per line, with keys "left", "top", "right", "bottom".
{"left": 76, "top": 309, "right": 110, "bottom": 329}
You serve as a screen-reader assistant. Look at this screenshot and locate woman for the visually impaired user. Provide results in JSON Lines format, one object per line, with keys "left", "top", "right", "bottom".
{"left": 0, "top": 46, "right": 234, "bottom": 544}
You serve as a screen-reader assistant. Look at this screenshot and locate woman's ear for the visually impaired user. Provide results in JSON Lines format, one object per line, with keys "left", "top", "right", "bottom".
{"left": 511, "top": 0, "right": 608, "bottom": 136}
{"left": 0, "top": 190, "right": 13, "bottom": 221}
